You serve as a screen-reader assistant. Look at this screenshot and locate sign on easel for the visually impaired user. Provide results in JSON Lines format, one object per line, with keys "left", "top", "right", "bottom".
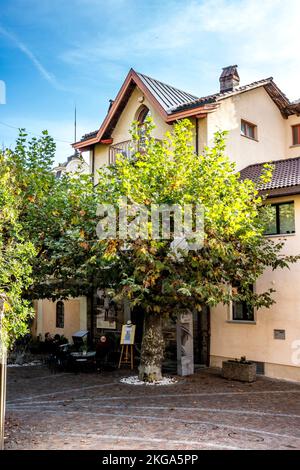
{"left": 119, "top": 321, "right": 136, "bottom": 370}
{"left": 120, "top": 322, "right": 136, "bottom": 345}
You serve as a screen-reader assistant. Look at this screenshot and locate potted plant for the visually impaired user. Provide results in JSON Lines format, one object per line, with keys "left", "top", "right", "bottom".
{"left": 222, "top": 356, "right": 256, "bottom": 382}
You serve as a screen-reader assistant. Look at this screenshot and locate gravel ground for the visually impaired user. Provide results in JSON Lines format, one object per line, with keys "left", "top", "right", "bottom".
{"left": 5, "top": 366, "right": 300, "bottom": 450}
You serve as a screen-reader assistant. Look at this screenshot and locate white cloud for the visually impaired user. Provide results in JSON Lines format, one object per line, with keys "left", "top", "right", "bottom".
{"left": 59, "top": 0, "right": 300, "bottom": 99}
{"left": 0, "top": 25, "right": 62, "bottom": 90}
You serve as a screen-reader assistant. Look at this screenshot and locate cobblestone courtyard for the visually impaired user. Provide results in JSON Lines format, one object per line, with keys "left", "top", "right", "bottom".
{"left": 5, "top": 366, "right": 300, "bottom": 450}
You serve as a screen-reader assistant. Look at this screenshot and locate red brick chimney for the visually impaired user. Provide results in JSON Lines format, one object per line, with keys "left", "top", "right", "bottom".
{"left": 219, "top": 65, "right": 240, "bottom": 92}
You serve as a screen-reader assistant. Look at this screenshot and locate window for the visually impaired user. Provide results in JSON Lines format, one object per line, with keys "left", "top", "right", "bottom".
{"left": 232, "top": 285, "right": 254, "bottom": 322}
{"left": 56, "top": 301, "right": 64, "bottom": 328}
{"left": 292, "top": 125, "right": 300, "bottom": 146}
{"left": 137, "top": 105, "right": 151, "bottom": 125}
{"left": 136, "top": 105, "right": 151, "bottom": 150}
{"left": 241, "top": 119, "right": 257, "bottom": 140}
{"left": 264, "top": 202, "right": 295, "bottom": 235}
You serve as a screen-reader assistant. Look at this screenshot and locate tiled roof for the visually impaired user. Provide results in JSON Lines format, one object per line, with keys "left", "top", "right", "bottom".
{"left": 80, "top": 130, "right": 98, "bottom": 142}
{"left": 76, "top": 68, "right": 295, "bottom": 146}
{"left": 172, "top": 78, "right": 275, "bottom": 112}
{"left": 136, "top": 72, "right": 199, "bottom": 114}
{"left": 240, "top": 157, "right": 300, "bottom": 191}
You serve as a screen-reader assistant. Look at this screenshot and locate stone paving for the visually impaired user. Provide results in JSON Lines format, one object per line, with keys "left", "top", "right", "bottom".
{"left": 5, "top": 366, "right": 300, "bottom": 450}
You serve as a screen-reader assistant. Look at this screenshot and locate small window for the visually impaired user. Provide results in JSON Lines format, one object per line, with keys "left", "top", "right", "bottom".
{"left": 241, "top": 120, "right": 257, "bottom": 140}
{"left": 232, "top": 285, "right": 254, "bottom": 322}
{"left": 264, "top": 202, "right": 295, "bottom": 235}
{"left": 292, "top": 125, "right": 300, "bottom": 145}
{"left": 56, "top": 301, "right": 64, "bottom": 328}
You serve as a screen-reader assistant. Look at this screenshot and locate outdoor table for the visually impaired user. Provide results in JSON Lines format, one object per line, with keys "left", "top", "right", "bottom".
{"left": 70, "top": 351, "right": 96, "bottom": 373}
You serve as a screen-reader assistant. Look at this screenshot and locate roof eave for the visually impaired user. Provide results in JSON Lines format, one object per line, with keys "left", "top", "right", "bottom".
{"left": 261, "top": 185, "right": 300, "bottom": 198}
{"left": 73, "top": 70, "right": 221, "bottom": 150}
{"left": 166, "top": 103, "right": 219, "bottom": 122}
{"left": 73, "top": 69, "right": 171, "bottom": 150}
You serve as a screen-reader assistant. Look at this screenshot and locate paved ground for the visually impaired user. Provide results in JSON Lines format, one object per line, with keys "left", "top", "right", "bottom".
{"left": 5, "top": 366, "right": 300, "bottom": 450}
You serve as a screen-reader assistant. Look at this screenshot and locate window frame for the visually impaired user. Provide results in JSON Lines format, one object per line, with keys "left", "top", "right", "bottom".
{"left": 241, "top": 119, "right": 257, "bottom": 141}
{"left": 226, "top": 284, "right": 257, "bottom": 325}
{"left": 292, "top": 124, "right": 300, "bottom": 146}
{"left": 56, "top": 301, "right": 65, "bottom": 329}
{"left": 230, "top": 284, "right": 255, "bottom": 323}
{"left": 135, "top": 105, "right": 151, "bottom": 152}
{"left": 264, "top": 201, "right": 295, "bottom": 236}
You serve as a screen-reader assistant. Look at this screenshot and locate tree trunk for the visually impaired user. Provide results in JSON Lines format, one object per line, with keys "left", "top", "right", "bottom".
{"left": 138, "top": 312, "right": 165, "bottom": 382}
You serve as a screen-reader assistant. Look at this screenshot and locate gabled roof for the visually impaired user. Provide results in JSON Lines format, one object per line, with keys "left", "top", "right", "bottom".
{"left": 136, "top": 72, "right": 199, "bottom": 114}
{"left": 74, "top": 68, "right": 297, "bottom": 151}
{"left": 73, "top": 69, "right": 217, "bottom": 150}
{"left": 240, "top": 156, "right": 300, "bottom": 197}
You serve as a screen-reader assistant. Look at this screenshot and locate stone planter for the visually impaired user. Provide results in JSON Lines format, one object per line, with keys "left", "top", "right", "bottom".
{"left": 222, "top": 360, "right": 256, "bottom": 383}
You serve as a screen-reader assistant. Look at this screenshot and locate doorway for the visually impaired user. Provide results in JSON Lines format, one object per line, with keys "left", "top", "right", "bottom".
{"left": 193, "top": 306, "right": 210, "bottom": 367}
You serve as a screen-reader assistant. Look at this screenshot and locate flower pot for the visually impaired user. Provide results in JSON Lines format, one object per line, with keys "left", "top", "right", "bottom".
{"left": 222, "top": 360, "right": 256, "bottom": 383}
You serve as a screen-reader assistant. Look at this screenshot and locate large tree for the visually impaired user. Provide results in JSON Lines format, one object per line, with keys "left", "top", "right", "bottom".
{"left": 95, "top": 118, "right": 299, "bottom": 382}
{"left": 1, "top": 130, "right": 100, "bottom": 346}
{"left": 2, "top": 122, "right": 298, "bottom": 382}
{"left": 0, "top": 142, "right": 35, "bottom": 347}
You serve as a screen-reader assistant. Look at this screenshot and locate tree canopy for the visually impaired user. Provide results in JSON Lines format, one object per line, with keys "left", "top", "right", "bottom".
{"left": 95, "top": 118, "right": 297, "bottom": 315}
{"left": 1, "top": 120, "right": 298, "bottom": 365}
{"left": 94, "top": 118, "right": 299, "bottom": 380}
{"left": 0, "top": 130, "right": 97, "bottom": 346}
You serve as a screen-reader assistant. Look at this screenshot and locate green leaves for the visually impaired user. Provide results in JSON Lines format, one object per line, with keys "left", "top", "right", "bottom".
{"left": 94, "top": 118, "right": 299, "bottom": 316}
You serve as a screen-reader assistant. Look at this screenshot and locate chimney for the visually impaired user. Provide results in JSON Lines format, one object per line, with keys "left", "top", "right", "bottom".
{"left": 219, "top": 65, "right": 240, "bottom": 93}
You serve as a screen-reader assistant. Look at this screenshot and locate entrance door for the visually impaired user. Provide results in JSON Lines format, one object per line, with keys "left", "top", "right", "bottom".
{"left": 193, "top": 306, "right": 210, "bottom": 366}
{"left": 130, "top": 306, "right": 211, "bottom": 370}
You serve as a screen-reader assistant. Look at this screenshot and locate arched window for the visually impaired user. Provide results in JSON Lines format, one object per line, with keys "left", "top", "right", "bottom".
{"left": 136, "top": 106, "right": 151, "bottom": 150}
{"left": 56, "top": 301, "right": 64, "bottom": 328}
{"left": 137, "top": 105, "right": 151, "bottom": 124}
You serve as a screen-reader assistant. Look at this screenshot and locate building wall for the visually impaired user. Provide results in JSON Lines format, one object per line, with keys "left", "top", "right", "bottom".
{"left": 92, "top": 86, "right": 171, "bottom": 184}
{"left": 286, "top": 114, "right": 300, "bottom": 159}
{"left": 88, "top": 80, "right": 300, "bottom": 381}
{"left": 33, "top": 297, "right": 87, "bottom": 341}
{"left": 210, "top": 194, "right": 300, "bottom": 382}
{"left": 92, "top": 85, "right": 300, "bottom": 182}
{"left": 206, "top": 87, "right": 286, "bottom": 170}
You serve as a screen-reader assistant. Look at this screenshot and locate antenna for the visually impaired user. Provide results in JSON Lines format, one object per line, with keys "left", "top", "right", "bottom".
{"left": 74, "top": 105, "right": 77, "bottom": 143}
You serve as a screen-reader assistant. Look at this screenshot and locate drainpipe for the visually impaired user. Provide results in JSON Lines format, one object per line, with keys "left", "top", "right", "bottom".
{"left": 91, "top": 147, "right": 95, "bottom": 185}
{"left": 195, "top": 118, "right": 199, "bottom": 155}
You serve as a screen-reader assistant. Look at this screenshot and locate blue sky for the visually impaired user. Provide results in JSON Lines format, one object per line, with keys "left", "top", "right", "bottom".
{"left": 0, "top": 0, "right": 299, "bottom": 163}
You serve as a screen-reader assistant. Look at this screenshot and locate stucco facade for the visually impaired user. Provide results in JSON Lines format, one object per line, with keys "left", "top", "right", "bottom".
{"left": 207, "top": 87, "right": 287, "bottom": 169}
{"left": 210, "top": 194, "right": 300, "bottom": 382}
{"left": 32, "top": 297, "right": 87, "bottom": 341}
{"left": 75, "top": 66, "right": 300, "bottom": 381}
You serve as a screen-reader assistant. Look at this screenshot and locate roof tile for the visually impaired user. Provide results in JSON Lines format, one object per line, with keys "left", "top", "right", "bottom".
{"left": 240, "top": 157, "right": 300, "bottom": 190}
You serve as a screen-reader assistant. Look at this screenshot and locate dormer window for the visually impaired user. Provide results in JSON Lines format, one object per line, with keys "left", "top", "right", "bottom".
{"left": 292, "top": 124, "right": 300, "bottom": 146}
{"left": 241, "top": 119, "right": 257, "bottom": 140}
